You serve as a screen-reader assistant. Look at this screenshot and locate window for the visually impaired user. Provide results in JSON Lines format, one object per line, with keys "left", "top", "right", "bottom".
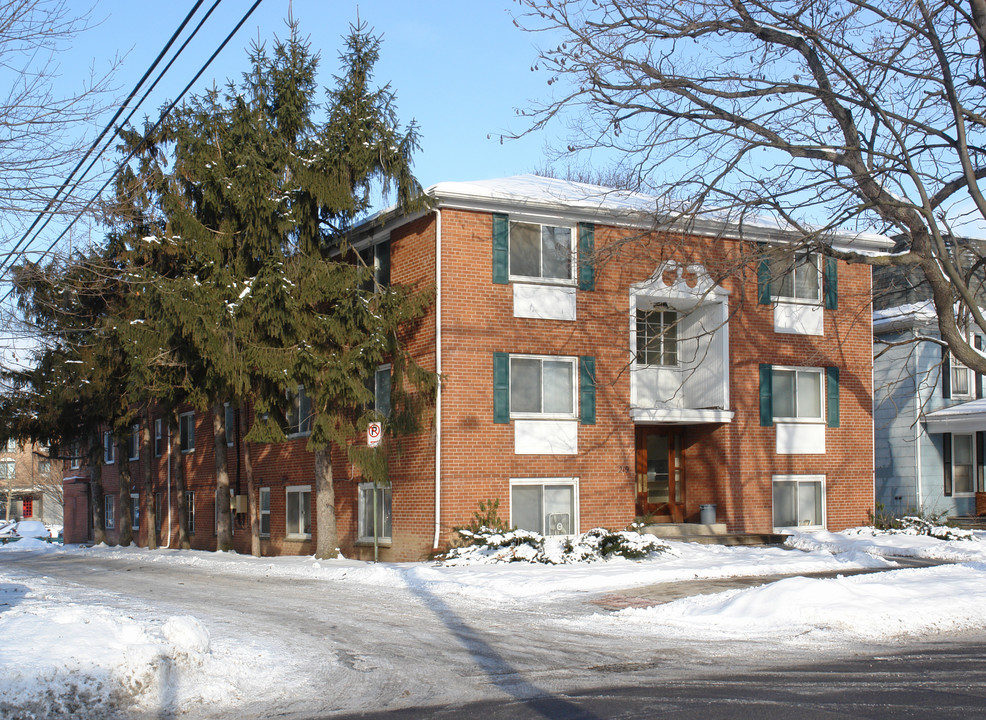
{"left": 131, "top": 493, "right": 140, "bottom": 530}
{"left": 358, "top": 483, "right": 392, "bottom": 543}
{"left": 128, "top": 423, "right": 140, "bottom": 461}
{"left": 5, "top": 438, "right": 16, "bottom": 452}
{"left": 155, "top": 492, "right": 163, "bottom": 533}
{"left": 179, "top": 412, "right": 195, "bottom": 453}
{"left": 510, "top": 478, "right": 578, "bottom": 536}
{"left": 103, "top": 431, "right": 115, "bottom": 464}
{"left": 185, "top": 491, "right": 195, "bottom": 534}
{"left": 769, "top": 249, "right": 821, "bottom": 303}
{"left": 952, "top": 434, "right": 975, "bottom": 495}
{"left": 225, "top": 404, "right": 236, "bottom": 447}
{"left": 0, "top": 460, "right": 14, "bottom": 480}
{"left": 636, "top": 307, "right": 678, "bottom": 366}
{"left": 375, "top": 365, "right": 391, "bottom": 417}
{"left": 154, "top": 418, "right": 164, "bottom": 457}
{"left": 359, "top": 239, "right": 391, "bottom": 289}
{"left": 38, "top": 459, "right": 51, "bottom": 475}
{"left": 285, "top": 386, "right": 312, "bottom": 437}
{"left": 509, "top": 355, "right": 576, "bottom": 418}
{"left": 509, "top": 221, "right": 573, "bottom": 283}
{"left": 771, "top": 367, "right": 824, "bottom": 422}
{"left": 285, "top": 485, "right": 311, "bottom": 539}
{"left": 952, "top": 363, "right": 972, "bottom": 397}
{"left": 70, "top": 440, "right": 81, "bottom": 469}
{"left": 772, "top": 475, "right": 825, "bottom": 529}
{"left": 105, "top": 494, "right": 116, "bottom": 530}
{"left": 260, "top": 487, "right": 270, "bottom": 537}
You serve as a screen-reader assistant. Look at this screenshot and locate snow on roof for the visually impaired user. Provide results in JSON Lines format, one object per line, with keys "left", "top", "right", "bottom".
{"left": 425, "top": 174, "right": 893, "bottom": 251}
{"left": 872, "top": 300, "right": 938, "bottom": 332}
{"left": 924, "top": 398, "right": 986, "bottom": 433}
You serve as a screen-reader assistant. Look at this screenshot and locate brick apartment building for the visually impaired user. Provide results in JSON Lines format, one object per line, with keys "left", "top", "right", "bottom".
{"left": 63, "top": 175, "right": 890, "bottom": 560}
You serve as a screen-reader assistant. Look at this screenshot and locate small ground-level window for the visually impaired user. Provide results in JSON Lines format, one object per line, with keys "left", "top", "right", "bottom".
{"left": 285, "top": 485, "right": 311, "bottom": 539}
{"left": 509, "top": 478, "right": 578, "bottom": 536}
{"left": 772, "top": 474, "right": 825, "bottom": 530}
{"left": 259, "top": 487, "right": 270, "bottom": 537}
{"left": 105, "top": 494, "right": 116, "bottom": 530}
{"left": 357, "top": 483, "right": 392, "bottom": 543}
{"left": 131, "top": 493, "right": 140, "bottom": 529}
{"left": 185, "top": 491, "right": 195, "bottom": 534}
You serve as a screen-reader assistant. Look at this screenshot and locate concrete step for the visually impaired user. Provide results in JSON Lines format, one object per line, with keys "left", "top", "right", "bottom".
{"left": 949, "top": 515, "right": 986, "bottom": 529}
{"left": 639, "top": 523, "right": 790, "bottom": 546}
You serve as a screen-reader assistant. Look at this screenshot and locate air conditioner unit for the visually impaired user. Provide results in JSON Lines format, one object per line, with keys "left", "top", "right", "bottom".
{"left": 546, "top": 513, "right": 571, "bottom": 536}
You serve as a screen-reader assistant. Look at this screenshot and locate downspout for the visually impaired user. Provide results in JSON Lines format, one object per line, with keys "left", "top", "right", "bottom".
{"left": 165, "top": 424, "right": 173, "bottom": 548}
{"left": 904, "top": 330, "right": 920, "bottom": 515}
{"left": 433, "top": 208, "right": 443, "bottom": 550}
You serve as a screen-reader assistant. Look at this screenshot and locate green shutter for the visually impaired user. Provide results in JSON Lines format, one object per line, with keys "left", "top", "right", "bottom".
{"left": 578, "top": 223, "right": 595, "bottom": 291}
{"left": 826, "top": 366, "right": 840, "bottom": 428}
{"left": 757, "top": 251, "right": 771, "bottom": 305}
{"left": 492, "top": 213, "right": 508, "bottom": 284}
{"left": 759, "top": 364, "right": 773, "bottom": 427}
{"left": 824, "top": 256, "right": 838, "bottom": 310}
{"left": 580, "top": 356, "right": 596, "bottom": 425}
{"left": 493, "top": 352, "right": 510, "bottom": 423}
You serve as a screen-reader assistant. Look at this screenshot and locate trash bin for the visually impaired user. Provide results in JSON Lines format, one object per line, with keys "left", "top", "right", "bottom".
{"left": 700, "top": 504, "right": 716, "bottom": 524}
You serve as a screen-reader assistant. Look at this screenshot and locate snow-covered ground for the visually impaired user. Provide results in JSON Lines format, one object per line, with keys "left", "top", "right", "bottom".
{"left": 3, "top": 528, "right": 986, "bottom": 718}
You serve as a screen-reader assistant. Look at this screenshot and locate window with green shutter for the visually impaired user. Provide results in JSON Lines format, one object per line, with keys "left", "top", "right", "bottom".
{"left": 580, "top": 357, "right": 596, "bottom": 425}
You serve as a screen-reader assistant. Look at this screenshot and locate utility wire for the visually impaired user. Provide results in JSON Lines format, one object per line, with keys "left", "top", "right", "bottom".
{"left": 0, "top": 0, "right": 267, "bottom": 307}
{"left": 0, "top": 0, "right": 212, "bottom": 279}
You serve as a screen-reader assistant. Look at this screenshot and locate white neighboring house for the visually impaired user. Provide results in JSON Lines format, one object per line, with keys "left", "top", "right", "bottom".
{"left": 873, "top": 301, "right": 986, "bottom": 519}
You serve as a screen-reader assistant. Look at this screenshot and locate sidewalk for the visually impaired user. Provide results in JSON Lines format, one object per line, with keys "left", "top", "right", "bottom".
{"left": 591, "top": 556, "right": 947, "bottom": 611}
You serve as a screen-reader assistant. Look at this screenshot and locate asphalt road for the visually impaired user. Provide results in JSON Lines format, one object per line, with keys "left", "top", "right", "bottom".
{"left": 4, "top": 551, "right": 984, "bottom": 719}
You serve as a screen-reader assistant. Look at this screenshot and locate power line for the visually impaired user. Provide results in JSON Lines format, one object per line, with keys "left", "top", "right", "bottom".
{"left": 0, "top": 0, "right": 268, "bottom": 307}
{"left": 0, "top": 0, "right": 213, "bottom": 280}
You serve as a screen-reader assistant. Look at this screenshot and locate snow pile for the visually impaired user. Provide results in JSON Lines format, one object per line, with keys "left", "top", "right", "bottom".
{"left": 439, "top": 526, "right": 670, "bottom": 565}
{"left": 788, "top": 527, "right": 986, "bottom": 562}
{"left": 589, "top": 562, "right": 986, "bottom": 643}
{"left": 846, "top": 516, "right": 976, "bottom": 541}
{"left": 0, "top": 573, "right": 292, "bottom": 719}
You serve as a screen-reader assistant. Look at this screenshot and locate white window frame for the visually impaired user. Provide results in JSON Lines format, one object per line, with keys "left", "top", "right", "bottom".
{"left": 285, "top": 386, "right": 312, "bottom": 438}
{"left": 770, "top": 249, "right": 822, "bottom": 304}
{"left": 131, "top": 492, "right": 140, "bottom": 530}
{"left": 154, "top": 418, "right": 164, "bottom": 457}
{"left": 951, "top": 363, "right": 973, "bottom": 398}
{"left": 771, "top": 366, "right": 825, "bottom": 424}
{"left": 0, "top": 459, "right": 14, "bottom": 480}
{"left": 105, "top": 494, "right": 116, "bottom": 530}
{"left": 635, "top": 306, "right": 679, "bottom": 367}
{"left": 103, "top": 431, "right": 115, "bottom": 464}
{"left": 508, "top": 354, "right": 578, "bottom": 420}
{"left": 285, "top": 485, "right": 312, "bottom": 540}
{"left": 38, "top": 458, "right": 51, "bottom": 475}
{"left": 179, "top": 412, "right": 195, "bottom": 453}
{"left": 70, "top": 440, "right": 81, "bottom": 469}
{"left": 5, "top": 438, "right": 16, "bottom": 452}
{"left": 357, "top": 482, "right": 392, "bottom": 545}
{"left": 509, "top": 477, "right": 580, "bottom": 537}
{"left": 224, "top": 403, "right": 236, "bottom": 447}
{"left": 952, "top": 434, "right": 976, "bottom": 496}
{"left": 185, "top": 490, "right": 195, "bottom": 534}
{"left": 772, "top": 474, "right": 826, "bottom": 531}
{"left": 259, "top": 487, "right": 271, "bottom": 537}
{"left": 508, "top": 219, "right": 576, "bottom": 285}
{"left": 128, "top": 423, "right": 140, "bottom": 461}
{"left": 375, "top": 364, "right": 392, "bottom": 417}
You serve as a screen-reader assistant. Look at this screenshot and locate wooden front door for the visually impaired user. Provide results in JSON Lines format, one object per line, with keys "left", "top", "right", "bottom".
{"left": 635, "top": 427, "right": 684, "bottom": 522}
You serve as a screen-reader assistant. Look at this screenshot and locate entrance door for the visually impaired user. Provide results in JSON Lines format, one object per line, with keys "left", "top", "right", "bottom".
{"left": 635, "top": 427, "right": 684, "bottom": 522}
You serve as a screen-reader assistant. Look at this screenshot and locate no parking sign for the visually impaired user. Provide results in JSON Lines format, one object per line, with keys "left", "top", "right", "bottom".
{"left": 367, "top": 421, "right": 382, "bottom": 448}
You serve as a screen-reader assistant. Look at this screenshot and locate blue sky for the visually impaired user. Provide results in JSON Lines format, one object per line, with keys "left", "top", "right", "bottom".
{"left": 66, "top": 0, "right": 565, "bottom": 195}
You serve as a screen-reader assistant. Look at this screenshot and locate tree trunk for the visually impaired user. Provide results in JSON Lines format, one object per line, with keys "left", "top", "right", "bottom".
{"left": 314, "top": 446, "right": 338, "bottom": 559}
{"left": 242, "top": 402, "right": 260, "bottom": 557}
{"left": 90, "top": 443, "right": 105, "bottom": 545}
{"left": 171, "top": 419, "right": 190, "bottom": 549}
{"left": 213, "top": 404, "right": 233, "bottom": 551}
{"left": 143, "top": 409, "right": 157, "bottom": 549}
{"left": 116, "top": 436, "right": 133, "bottom": 546}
